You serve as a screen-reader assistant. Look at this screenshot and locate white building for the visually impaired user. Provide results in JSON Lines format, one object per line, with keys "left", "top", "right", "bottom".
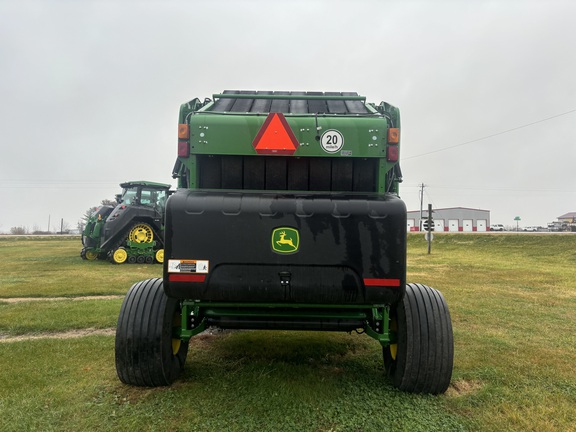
{"left": 407, "top": 207, "right": 490, "bottom": 232}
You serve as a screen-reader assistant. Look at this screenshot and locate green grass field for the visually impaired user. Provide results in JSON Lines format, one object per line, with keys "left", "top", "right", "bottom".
{"left": 0, "top": 234, "right": 575, "bottom": 431}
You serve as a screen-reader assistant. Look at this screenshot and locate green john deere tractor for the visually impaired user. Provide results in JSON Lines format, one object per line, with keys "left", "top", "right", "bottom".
{"left": 115, "top": 91, "right": 454, "bottom": 394}
{"left": 81, "top": 181, "right": 171, "bottom": 264}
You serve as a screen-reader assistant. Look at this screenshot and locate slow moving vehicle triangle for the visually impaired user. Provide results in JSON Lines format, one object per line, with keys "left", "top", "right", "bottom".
{"left": 252, "top": 112, "right": 299, "bottom": 155}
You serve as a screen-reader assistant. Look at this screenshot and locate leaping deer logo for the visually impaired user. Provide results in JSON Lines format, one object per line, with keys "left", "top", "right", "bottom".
{"left": 276, "top": 231, "right": 295, "bottom": 249}
{"left": 272, "top": 228, "right": 299, "bottom": 254}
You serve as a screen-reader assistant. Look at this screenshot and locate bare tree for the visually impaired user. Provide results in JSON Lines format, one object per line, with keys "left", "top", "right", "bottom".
{"left": 10, "top": 226, "right": 28, "bottom": 235}
{"left": 101, "top": 198, "right": 116, "bottom": 206}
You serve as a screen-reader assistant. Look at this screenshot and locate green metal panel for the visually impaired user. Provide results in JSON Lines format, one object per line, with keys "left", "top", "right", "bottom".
{"left": 176, "top": 91, "right": 401, "bottom": 193}
{"left": 188, "top": 114, "right": 390, "bottom": 158}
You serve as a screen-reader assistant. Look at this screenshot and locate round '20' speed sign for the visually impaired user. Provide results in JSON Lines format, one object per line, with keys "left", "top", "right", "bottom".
{"left": 320, "top": 129, "right": 344, "bottom": 153}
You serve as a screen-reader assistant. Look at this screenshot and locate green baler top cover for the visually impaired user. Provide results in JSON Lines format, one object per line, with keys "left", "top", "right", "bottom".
{"left": 179, "top": 91, "right": 400, "bottom": 159}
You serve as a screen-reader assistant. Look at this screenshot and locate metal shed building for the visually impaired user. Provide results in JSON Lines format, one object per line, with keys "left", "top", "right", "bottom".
{"left": 407, "top": 207, "right": 491, "bottom": 232}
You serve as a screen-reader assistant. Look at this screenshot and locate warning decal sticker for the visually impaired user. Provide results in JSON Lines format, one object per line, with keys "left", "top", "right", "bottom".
{"left": 168, "top": 259, "right": 209, "bottom": 273}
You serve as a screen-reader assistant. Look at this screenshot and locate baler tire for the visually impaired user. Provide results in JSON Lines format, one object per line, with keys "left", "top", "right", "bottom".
{"left": 115, "top": 278, "right": 189, "bottom": 387}
{"left": 383, "top": 283, "right": 453, "bottom": 394}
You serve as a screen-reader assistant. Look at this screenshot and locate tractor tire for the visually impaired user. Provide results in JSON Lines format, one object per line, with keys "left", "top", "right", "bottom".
{"left": 383, "top": 283, "right": 453, "bottom": 394}
{"left": 115, "top": 278, "right": 189, "bottom": 387}
{"left": 155, "top": 249, "right": 164, "bottom": 264}
{"left": 84, "top": 250, "right": 98, "bottom": 261}
{"left": 111, "top": 247, "right": 128, "bottom": 264}
{"left": 129, "top": 223, "right": 154, "bottom": 244}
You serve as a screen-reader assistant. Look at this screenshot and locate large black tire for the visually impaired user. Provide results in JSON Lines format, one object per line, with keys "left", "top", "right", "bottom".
{"left": 383, "top": 283, "right": 453, "bottom": 394}
{"left": 115, "top": 278, "right": 189, "bottom": 386}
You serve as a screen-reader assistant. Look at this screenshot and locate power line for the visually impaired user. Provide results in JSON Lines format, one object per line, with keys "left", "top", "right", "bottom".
{"left": 403, "top": 108, "right": 576, "bottom": 160}
{"left": 0, "top": 179, "right": 121, "bottom": 184}
{"left": 0, "top": 179, "right": 153, "bottom": 189}
{"left": 0, "top": 184, "right": 120, "bottom": 189}
{"left": 424, "top": 188, "right": 437, "bottom": 210}
{"left": 402, "top": 184, "right": 575, "bottom": 193}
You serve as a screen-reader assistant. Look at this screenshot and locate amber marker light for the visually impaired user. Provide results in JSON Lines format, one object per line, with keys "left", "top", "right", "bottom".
{"left": 387, "top": 128, "right": 400, "bottom": 144}
{"left": 178, "top": 124, "right": 190, "bottom": 139}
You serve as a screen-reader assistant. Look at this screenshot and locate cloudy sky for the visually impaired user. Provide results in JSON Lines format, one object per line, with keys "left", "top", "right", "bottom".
{"left": 1, "top": 0, "right": 575, "bottom": 233}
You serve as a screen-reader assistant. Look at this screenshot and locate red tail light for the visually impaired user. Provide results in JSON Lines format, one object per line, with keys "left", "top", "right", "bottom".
{"left": 387, "top": 145, "right": 399, "bottom": 162}
{"left": 178, "top": 140, "right": 189, "bottom": 158}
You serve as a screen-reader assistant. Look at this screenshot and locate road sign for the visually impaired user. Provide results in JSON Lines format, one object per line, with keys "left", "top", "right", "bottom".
{"left": 422, "top": 219, "right": 435, "bottom": 231}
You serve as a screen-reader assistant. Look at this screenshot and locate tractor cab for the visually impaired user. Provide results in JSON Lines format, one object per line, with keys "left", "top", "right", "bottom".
{"left": 109, "top": 182, "right": 169, "bottom": 218}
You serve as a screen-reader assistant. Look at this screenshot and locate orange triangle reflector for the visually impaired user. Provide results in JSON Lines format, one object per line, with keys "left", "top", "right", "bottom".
{"left": 252, "top": 113, "right": 299, "bottom": 155}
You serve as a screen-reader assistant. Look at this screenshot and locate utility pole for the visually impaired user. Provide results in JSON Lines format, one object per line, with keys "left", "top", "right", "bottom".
{"left": 427, "top": 203, "right": 433, "bottom": 254}
{"left": 419, "top": 183, "right": 425, "bottom": 228}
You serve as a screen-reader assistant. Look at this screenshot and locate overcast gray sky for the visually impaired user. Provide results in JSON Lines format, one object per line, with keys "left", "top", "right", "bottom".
{"left": 1, "top": 0, "right": 575, "bottom": 232}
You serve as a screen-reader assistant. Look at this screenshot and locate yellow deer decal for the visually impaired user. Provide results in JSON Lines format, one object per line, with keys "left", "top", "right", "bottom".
{"left": 276, "top": 231, "right": 296, "bottom": 249}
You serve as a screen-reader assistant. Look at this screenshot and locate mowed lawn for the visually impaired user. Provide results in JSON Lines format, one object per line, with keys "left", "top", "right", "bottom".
{"left": 0, "top": 234, "right": 575, "bottom": 431}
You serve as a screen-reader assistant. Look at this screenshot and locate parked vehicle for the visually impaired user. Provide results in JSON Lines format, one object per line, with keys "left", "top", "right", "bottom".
{"left": 547, "top": 221, "right": 575, "bottom": 232}
{"left": 81, "top": 181, "right": 171, "bottom": 264}
{"left": 115, "top": 90, "right": 454, "bottom": 394}
{"left": 490, "top": 224, "right": 505, "bottom": 231}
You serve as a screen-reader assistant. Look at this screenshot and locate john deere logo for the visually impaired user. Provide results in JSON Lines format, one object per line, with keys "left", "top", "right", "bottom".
{"left": 272, "top": 227, "right": 300, "bottom": 254}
